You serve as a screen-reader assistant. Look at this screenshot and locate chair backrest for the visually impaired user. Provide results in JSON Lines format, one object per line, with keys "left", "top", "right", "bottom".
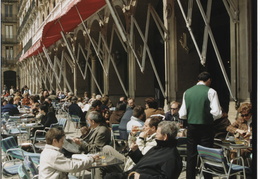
{"left": 1, "top": 136, "right": 19, "bottom": 153}
{"left": 18, "top": 163, "right": 30, "bottom": 179}
{"left": 197, "top": 145, "right": 228, "bottom": 171}
{"left": 111, "top": 124, "right": 121, "bottom": 140}
{"left": 24, "top": 155, "right": 38, "bottom": 176}
{"left": 50, "top": 118, "right": 67, "bottom": 129}
{"left": 58, "top": 118, "right": 67, "bottom": 128}
{"left": 177, "top": 137, "right": 187, "bottom": 157}
{"left": 70, "top": 115, "right": 80, "bottom": 122}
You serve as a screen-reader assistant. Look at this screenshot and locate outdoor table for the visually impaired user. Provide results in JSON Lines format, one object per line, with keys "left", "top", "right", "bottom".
{"left": 72, "top": 154, "right": 124, "bottom": 179}
{"left": 214, "top": 139, "right": 251, "bottom": 179}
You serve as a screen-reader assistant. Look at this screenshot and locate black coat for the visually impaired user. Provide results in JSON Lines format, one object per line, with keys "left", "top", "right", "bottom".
{"left": 40, "top": 112, "right": 58, "bottom": 127}
{"left": 128, "top": 139, "right": 183, "bottom": 179}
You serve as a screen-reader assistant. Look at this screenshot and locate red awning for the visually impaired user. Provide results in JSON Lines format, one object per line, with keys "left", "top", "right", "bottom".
{"left": 19, "top": 0, "right": 106, "bottom": 61}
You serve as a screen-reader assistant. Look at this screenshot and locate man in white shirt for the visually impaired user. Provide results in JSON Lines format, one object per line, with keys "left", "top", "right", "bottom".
{"left": 179, "top": 72, "right": 222, "bottom": 179}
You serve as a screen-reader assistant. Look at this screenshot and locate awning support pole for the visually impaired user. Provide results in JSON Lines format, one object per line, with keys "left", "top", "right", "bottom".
{"left": 42, "top": 46, "right": 62, "bottom": 90}
{"left": 75, "top": 6, "right": 108, "bottom": 76}
{"left": 196, "top": 0, "right": 237, "bottom": 102}
{"left": 177, "top": 0, "right": 204, "bottom": 65}
{"left": 60, "top": 31, "right": 77, "bottom": 95}
{"left": 99, "top": 33, "right": 129, "bottom": 97}
{"left": 201, "top": 0, "right": 212, "bottom": 65}
{"left": 101, "top": 1, "right": 143, "bottom": 72}
{"left": 78, "top": 44, "right": 103, "bottom": 95}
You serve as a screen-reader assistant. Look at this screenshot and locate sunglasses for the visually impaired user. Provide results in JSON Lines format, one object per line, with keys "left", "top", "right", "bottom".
{"left": 241, "top": 114, "right": 250, "bottom": 117}
{"left": 171, "top": 108, "right": 178, "bottom": 110}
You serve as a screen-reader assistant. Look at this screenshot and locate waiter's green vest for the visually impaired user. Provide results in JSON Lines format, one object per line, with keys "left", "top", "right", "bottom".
{"left": 185, "top": 85, "right": 214, "bottom": 124}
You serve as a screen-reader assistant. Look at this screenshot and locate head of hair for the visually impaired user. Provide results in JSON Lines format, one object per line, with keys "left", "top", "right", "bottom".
{"left": 197, "top": 71, "right": 211, "bottom": 82}
{"left": 23, "top": 93, "right": 29, "bottom": 97}
{"left": 7, "top": 96, "right": 14, "bottom": 104}
{"left": 14, "top": 96, "right": 21, "bottom": 101}
{"left": 92, "top": 100, "right": 102, "bottom": 108}
{"left": 238, "top": 103, "right": 252, "bottom": 114}
{"left": 101, "top": 96, "right": 109, "bottom": 105}
{"left": 71, "top": 96, "right": 78, "bottom": 103}
{"left": 133, "top": 105, "right": 145, "bottom": 118}
{"left": 145, "top": 97, "right": 158, "bottom": 109}
{"left": 147, "top": 116, "right": 162, "bottom": 130}
{"left": 45, "top": 128, "right": 65, "bottom": 145}
{"left": 30, "top": 96, "right": 38, "bottom": 103}
{"left": 88, "top": 111, "right": 103, "bottom": 123}
{"left": 96, "top": 94, "right": 102, "bottom": 100}
{"left": 1, "top": 99, "right": 7, "bottom": 105}
{"left": 116, "top": 101, "right": 127, "bottom": 111}
{"left": 158, "top": 121, "right": 179, "bottom": 141}
{"left": 170, "top": 101, "right": 181, "bottom": 109}
{"left": 39, "top": 104, "right": 49, "bottom": 113}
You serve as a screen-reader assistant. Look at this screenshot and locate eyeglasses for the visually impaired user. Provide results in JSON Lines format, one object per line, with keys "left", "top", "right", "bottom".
{"left": 171, "top": 108, "right": 179, "bottom": 110}
{"left": 241, "top": 114, "right": 250, "bottom": 117}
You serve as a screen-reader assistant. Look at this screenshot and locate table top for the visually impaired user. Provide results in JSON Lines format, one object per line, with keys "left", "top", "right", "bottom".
{"left": 72, "top": 154, "right": 124, "bottom": 169}
{"left": 214, "top": 140, "right": 251, "bottom": 149}
{"left": 63, "top": 138, "right": 81, "bottom": 154}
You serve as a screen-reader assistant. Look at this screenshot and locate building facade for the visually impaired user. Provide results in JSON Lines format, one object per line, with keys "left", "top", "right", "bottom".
{"left": 1, "top": 0, "right": 20, "bottom": 91}
{"left": 12, "top": 0, "right": 254, "bottom": 111}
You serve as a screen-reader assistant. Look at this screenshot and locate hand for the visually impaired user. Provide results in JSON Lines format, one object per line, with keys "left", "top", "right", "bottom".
{"left": 243, "top": 131, "right": 252, "bottom": 138}
{"left": 236, "top": 129, "right": 247, "bottom": 135}
{"left": 73, "top": 138, "right": 82, "bottom": 145}
{"left": 128, "top": 171, "right": 140, "bottom": 179}
{"left": 92, "top": 154, "right": 100, "bottom": 162}
{"left": 130, "top": 142, "right": 138, "bottom": 152}
{"left": 139, "top": 131, "right": 148, "bottom": 138}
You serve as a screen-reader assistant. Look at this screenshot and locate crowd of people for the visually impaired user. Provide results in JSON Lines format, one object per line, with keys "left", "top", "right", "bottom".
{"left": 1, "top": 71, "right": 253, "bottom": 179}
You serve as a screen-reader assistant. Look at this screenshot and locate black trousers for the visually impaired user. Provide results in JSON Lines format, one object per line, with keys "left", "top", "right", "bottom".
{"left": 186, "top": 124, "right": 214, "bottom": 179}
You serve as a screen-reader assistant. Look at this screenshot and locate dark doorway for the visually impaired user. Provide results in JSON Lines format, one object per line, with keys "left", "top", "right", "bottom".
{"left": 4, "top": 71, "right": 16, "bottom": 90}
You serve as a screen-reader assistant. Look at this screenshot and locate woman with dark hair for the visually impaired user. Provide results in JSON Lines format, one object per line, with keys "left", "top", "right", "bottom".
{"left": 144, "top": 97, "right": 164, "bottom": 118}
{"left": 39, "top": 104, "right": 58, "bottom": 128}
{"left": 31, "top": 104, "right": 58, "bottom": 137}
{"left": 109, "top": 101, "right": 127, "bottom": 126}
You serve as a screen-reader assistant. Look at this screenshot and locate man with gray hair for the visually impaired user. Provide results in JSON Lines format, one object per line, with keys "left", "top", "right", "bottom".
{"left": 104, "top": 121, "right": 182, "bottom": 179}
{"left": 73, "top": 111, "right": 111, "bottom": 153}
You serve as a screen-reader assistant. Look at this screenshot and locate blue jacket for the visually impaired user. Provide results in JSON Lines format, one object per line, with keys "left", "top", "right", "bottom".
{"left": 2, "top": 104, "right": 19, "bottom": 116}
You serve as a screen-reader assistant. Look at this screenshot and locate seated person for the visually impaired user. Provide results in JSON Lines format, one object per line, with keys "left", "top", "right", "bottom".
{"left": 69, "top": 96, "right": 84, "bottom": 128}
{"left": 126, "top": 106, "right": 145, "bottom": 134}
{"left": 21, "top": 93, "right": 30, "bottom": 107}
{"left": 102, "top": 116, "right": 162, "bottom": 172}
{"left": 31, "top": 104, "right": 58, "bottom": 136}
{"left": 2, "top": 96, "right": 19, "bottom": 116}
{"left": 164, "top": 101, "right": 181, "bottom": 121}
{"left": 226, "top": 103, "right": 252, "bottom": 161}
{"left": 39, "top": 128, "right": 98, "bottom": 178}
{"left": 104, "top": 121, "right": 183, "bottom": 179}
{"left": 119, "top": 98, "right": 135, "bottom": 140}
{"left": 144, "top": 97, "right": 164, "bottom": 118}
{"left": 73, "top": 111, "right": 111, "bottom": 153}
{"left": 109, "top": 101, "right": 127, "bottom": 126}
{"left": 227, "top": 103, "right": 252, "bottom": 141}
{"left": 213, "top": 109, "right": 231, "bottom": 140}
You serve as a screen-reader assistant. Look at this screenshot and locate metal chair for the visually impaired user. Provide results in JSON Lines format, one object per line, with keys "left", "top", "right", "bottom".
{"left": 111, "top": 124, "right": 126, "bottom": 149}
{"left": 31, "top": 129, "right": 47, "bottom": 151}
{"left": 24, "top": 155, "right": 39, "bottom": 178}
{"left": 2, "top": 158, "right": 23, "bottom": 177}
{"left": 18, "top": 163, "right": 30, "bottom": 179}
{"left": 197, "top": 145, "right": 251, "bottom": 178}
{"left": 177, "top": 137, "right": 187, "bottom": 170}
{"left": 1, "top": 136, "right": 40, "bottom": 165}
